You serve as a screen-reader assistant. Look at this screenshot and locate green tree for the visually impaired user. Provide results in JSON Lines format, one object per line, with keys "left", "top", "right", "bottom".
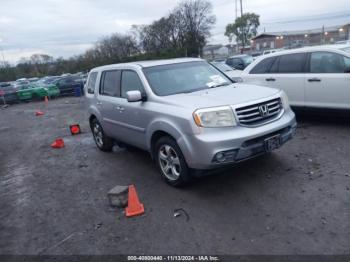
{"left": 225, "top": 12, "right": 260, "bottom": 50}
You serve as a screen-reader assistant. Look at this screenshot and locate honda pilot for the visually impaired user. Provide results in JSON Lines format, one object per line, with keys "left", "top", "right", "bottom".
{"left": 85, "top": 58, "right": 297, "bottom": 186}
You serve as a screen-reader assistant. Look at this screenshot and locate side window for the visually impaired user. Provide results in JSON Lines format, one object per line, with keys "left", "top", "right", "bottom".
{"left": 277, "top": 53, "right": 307, "bottom": 73}
{"left": 226, "top": 58, "right": 233, "bottom": 66}
{"left": 250, "top": 57, "right": 276, "bottom": 74}
{"left": 100, "top": 70, "right": 120, "bottom": 97}
{"left": 87, "top": 72, "right": 97, "bottom": 94}
{"left": 58, "top": 79, "right": 66, "bottom": 85}
{"left": 344, "top": 56, "right": 350, "bottom": 70}
{"left": 310, "top": 52, "right": 347, "bottom": 73}
{"left": 121, "top": 71, "right": 144, "bottom": 98}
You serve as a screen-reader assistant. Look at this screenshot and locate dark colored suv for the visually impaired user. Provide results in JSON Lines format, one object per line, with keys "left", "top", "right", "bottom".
{"left": 226, "top": 54, "right": 254, "bottom": 70}
{"left": 53, "top": 76, "right": 84, "bottom": 96}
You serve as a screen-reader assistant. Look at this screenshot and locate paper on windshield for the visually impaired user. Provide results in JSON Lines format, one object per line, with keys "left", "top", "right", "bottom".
{"left": 206, "top": 75, "right": 226, "bottom": 87}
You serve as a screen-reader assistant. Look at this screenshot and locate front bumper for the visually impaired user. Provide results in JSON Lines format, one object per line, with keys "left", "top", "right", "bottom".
{"left": 178, "top": 109, "right": 297, "bottom": 169}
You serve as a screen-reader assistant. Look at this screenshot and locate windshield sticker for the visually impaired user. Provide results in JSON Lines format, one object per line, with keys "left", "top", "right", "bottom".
{"left": 206, "top": 81, "right": 216, "bottom": 87}
{"left": 209, "top": 75, "right": 226, "bottom": 84}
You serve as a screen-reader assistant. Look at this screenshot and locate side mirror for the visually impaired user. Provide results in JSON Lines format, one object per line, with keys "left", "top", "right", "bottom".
{"left": 126, "top": 90, "right": 143, "bottom": 102}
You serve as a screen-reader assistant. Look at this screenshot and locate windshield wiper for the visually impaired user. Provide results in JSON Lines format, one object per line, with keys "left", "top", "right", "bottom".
{"left": 210, "top": 83, "right": 231, "bottom": 88}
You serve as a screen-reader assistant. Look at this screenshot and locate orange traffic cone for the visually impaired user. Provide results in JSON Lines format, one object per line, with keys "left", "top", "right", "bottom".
{"left": 35, "top": 110, "right": 44, "bottom": 116}
{"left": 44, "top": 96, "right": 49, "bottom": 105}
{"left": 125, "top": 185, "right": 145, "bottom": 217}
{"left": 70, "top": 124, "right": 81, "bottom": 135}
{"left": 51, "top": 138, "right": 65, "bottom": 149}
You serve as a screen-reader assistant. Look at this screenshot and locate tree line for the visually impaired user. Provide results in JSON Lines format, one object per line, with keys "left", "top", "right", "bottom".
{"left": 0, "top": 0, "right": 216, "bottom": 82}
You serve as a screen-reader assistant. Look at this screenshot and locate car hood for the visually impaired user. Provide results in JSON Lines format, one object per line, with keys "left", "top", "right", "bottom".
{"left": 158, "top": 84, "right": 280, "bottom": 109}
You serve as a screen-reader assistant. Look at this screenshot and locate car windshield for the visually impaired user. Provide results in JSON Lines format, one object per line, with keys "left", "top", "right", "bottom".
{"left": 212, "top": 62, "right": 233, "bottom": 72}
{"left": 242, "top": 56, "right": 254, "bottom": 65}
{"left": 143, "top": 61, "right": 232, "bottom": 96}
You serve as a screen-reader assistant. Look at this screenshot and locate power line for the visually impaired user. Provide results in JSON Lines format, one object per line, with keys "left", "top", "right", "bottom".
{"left": 262, "top": 12, "right": 350, "bottom": 25}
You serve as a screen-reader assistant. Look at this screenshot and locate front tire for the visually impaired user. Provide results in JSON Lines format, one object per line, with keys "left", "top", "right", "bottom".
{"left": 154, "top": 136, "right": 191, "bottom": 187}
{"left": 91, "top": 118, "right": 114, "bottom": 152}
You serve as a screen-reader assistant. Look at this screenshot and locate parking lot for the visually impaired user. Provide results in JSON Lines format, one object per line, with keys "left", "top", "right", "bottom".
{"left": 0, "top": 97, "right": 349, "bottom": 255}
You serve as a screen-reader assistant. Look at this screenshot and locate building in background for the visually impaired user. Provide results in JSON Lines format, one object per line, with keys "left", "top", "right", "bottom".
{"left": 203, "top": 44, "right": 238, "bottom": 60}
{"left": 251, "top": 23, "right": 350, "bottom": 51}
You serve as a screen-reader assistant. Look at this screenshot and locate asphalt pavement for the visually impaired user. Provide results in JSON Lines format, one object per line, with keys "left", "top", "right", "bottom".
{"left": 0, "top": 97, "right": 349, "bottom": 255}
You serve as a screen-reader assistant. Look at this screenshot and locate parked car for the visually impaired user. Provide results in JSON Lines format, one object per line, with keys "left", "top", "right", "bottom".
{"left": 37, "top": 76, "right": 61, "bottom": 85}
{"left": 28, "top": 77, "right": 40, "bottom": 82}
{"left": 212, "top": 58, "right": 226, "bottom": 62}
{"left": 335, "top": 40, "right": 350, "bottom": 45}
{"left": 0, "top": 82, "right": 18, "bottom": 104}
{"left": 86, "top": 58, "right": 296, "bottom": 186}
{"left": 251, "top": 51, "right": 262, "bottom": 60}
{"left": 17, "top": 83, "right": 60, "bottom": 101}
{"left": 52, "top": 76, "right": 84, "bottom": 96}
{"left": 262, "top": 49, "right": 283, "bottom": 56}
{"left": 238, "top": 44, "right": 350, "bottom": 111}
{"left": 225, "top": 54, "right": 253, "bottom": 70}
{"left": 13, "top": 80, "right": 30, "bottom": 89}
{"left": 210, "top": 62, "right": 242, "bottom": 81}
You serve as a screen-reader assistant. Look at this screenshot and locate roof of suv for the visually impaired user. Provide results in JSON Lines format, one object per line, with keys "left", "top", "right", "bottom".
{"left": 91, "top": 58, "right": 204, "bottom": 71}
{"left": 260, "top": 44, "right": 350, "bottom": 58}
{"left": 228, "top": 54, "right": 251, "bottom": 58}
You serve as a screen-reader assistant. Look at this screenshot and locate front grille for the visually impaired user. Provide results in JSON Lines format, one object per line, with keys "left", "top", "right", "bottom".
{"left": 235, "top": 98, "right": 282, "bottom": 126}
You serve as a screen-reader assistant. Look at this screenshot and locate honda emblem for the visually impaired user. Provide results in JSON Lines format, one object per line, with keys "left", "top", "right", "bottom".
{"left": 259, "top": 105, "right": 269, "bottom": 117}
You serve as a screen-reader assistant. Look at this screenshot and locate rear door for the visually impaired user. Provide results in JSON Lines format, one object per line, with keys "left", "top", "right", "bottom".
{"left": 97, "top": 70, "right": 124, "bottom": 139}
{"left": 304, "top": 51, "right": 350, "bottom": 109}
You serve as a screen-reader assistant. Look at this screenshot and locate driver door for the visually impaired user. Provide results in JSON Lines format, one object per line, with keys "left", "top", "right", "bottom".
{"left": 115, "top": 70, "right": 149, "bottom": 149}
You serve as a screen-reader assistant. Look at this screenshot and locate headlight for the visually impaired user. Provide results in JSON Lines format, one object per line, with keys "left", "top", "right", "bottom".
{"left": 193, "top": 106, "right": 236, "bottom": 127}
{"left": 280, "top": 91, "right": 290, "bottom": 110}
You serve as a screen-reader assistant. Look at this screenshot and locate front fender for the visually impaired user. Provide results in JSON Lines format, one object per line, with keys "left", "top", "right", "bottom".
{"left": 146, "top": 119, "right": 194, "bottom": 163}
{"left": 146, "top": 119, "right": 184, "bottom": 149}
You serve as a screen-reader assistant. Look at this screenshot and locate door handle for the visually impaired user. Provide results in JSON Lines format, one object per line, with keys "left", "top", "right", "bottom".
{"left": 97, "top": 101, "right": 102, "bottom": 105}
{"left": 265, "top": 78, "right": 276, "bottom": 82}
{"left": 308, "top": 78, "right": 321, "bottom": 82}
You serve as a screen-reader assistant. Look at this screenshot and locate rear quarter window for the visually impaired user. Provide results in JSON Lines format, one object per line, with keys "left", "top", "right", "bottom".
{"left": 86, "top": 72, "right": 98, "bottom": 94}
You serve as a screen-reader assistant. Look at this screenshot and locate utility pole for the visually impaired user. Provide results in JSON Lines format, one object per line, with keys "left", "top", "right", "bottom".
{"left": 235, "top": 0, "right": 238, "bottom": 20}
{"left": 321, "top": 25, "right": 325, "bottom": 44}
{"left": 240, "top": 0, "right": 244, "bottom": 53}
{"left": 240, "top": 0, "right": 243, "bottom": 16}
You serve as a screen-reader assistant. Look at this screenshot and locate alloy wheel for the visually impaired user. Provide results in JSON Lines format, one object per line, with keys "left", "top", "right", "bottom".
{"left": 158, "top": 144, "right": 181, "bottom": 181}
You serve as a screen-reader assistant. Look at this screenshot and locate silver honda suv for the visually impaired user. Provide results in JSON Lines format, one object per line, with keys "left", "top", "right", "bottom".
{"left": 85, "top": 58, "right": 297, "bottom": 186}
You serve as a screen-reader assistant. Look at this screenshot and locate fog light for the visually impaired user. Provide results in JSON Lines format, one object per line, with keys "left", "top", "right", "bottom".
{"left": 215, "top": 152, "right": 226, "bottom": 162}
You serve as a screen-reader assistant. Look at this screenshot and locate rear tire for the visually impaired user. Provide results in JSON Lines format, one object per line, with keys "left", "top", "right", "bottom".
{"left": 154, "top": 136, "right": 191, "bottom": 187}
{"left": 91, "top": 118, "right": 114, "bottom": 152}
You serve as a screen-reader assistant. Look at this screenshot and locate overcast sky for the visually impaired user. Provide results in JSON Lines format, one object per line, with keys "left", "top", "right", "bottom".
{"left": 0, "top": 0, "right": 350, "bottom": 63}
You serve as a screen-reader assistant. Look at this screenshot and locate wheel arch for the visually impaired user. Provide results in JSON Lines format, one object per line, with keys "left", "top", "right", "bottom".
{"left": 147, "top": 120, "right": 187, "bottom": 160}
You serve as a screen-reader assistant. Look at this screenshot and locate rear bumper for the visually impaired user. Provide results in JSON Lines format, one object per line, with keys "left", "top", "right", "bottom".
{"left": 178, "top": 109, "right": 297, "bottom": 169}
